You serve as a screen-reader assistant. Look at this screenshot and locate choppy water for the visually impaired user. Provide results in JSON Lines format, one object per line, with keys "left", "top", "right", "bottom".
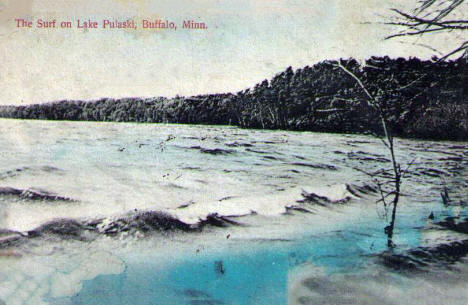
{"left": 0, "top": 119, "right": 466, "bottom": 305}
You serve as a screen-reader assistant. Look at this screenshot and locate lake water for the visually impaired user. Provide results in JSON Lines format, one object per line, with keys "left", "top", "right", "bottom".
{"left": 0, "top": 119, "right": 466, "bottom": 305}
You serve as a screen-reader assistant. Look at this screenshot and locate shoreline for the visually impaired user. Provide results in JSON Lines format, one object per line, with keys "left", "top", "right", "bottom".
{"left": 1, "top": 117, "right": 467, "bottom": 143}
{"left": 1, "top": 56, "right": 466, "bottom": 141}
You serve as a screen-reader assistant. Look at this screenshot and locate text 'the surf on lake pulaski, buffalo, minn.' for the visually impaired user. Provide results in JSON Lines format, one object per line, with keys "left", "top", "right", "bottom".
{"left": 15, "top": 18, "right": 208, "bottom": 30}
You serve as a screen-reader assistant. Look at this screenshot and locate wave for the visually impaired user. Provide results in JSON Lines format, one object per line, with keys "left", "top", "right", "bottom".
{"left": 0, "top": 167, "right": 31, "bottom": 180}
{"left": 0, "top": 182, "right": 393, "bottom": 248}
{"left": 379, "top": 217, "right": 468, "bottom": 271}
{"left": 0, "top": 210, "right": 244, "bottom": 248}
{"left": 0, "top": 229, "right": 27, "bottom": 249}
{"left": 286, "top": 183, "right": 378, "bottom": 213}
{"left": 290, "top": 162, "right": 338, "bottom": 170}
{"left": 0, "top": 166, "right": 62, "bottom": 181}
{"left": 0, "top": 187, "right": 75, "bottom": 202}
{"left": 92, "top": 211, "right": 242, "bottom": 235}
{"left": 189, "top": 146, "right": 235, "bottom": 155}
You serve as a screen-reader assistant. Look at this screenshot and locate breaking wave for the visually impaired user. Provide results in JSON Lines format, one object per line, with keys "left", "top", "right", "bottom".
{"left": 0, "top": 187, "right": 75, "bottom": 202}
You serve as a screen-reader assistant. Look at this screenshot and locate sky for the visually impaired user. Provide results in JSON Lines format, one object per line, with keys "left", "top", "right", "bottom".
{"left": 0, "top": 0, "right": 465, "bottom": 105}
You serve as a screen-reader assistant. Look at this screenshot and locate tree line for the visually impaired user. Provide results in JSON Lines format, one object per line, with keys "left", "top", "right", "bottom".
{"left": 0, "top": 56, "right": 466, "bottom": 140}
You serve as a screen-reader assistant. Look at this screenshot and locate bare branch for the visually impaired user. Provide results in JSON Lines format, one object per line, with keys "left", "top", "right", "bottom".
{"left": 438, "top": 41, "right": 468, "bottom": 60}
{"left": 335, "top": 61, "right": 376, "bottom": 106}
{"left": 385, "top": 27, "right": 448, "bottom": 39}
{"left": 391, "top": 8, "right": 468, "bottom": 30}
{"left": 386, "top": 1, "right": 468, "bottom": 61}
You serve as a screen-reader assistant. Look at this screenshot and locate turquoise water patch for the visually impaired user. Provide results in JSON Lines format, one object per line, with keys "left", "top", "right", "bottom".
{"left": 68, "top": 202, "right": 465, "bottom": 305}
{"left": 66, "top": 222, "right": 404, "bottom": 304}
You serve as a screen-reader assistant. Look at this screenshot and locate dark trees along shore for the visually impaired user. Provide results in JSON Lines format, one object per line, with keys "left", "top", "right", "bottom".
{"left": 1, "top": 56, "right": 466, "bottom": 140}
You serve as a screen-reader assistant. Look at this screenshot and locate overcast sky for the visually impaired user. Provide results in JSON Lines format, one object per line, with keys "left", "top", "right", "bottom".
{"left": 0, "top": 0, "right": 464, "bottom": 105}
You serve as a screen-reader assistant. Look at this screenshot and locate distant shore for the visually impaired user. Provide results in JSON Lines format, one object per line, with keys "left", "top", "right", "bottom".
{"left": 1, "top": 56, "right": 466, "bottom": 141}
